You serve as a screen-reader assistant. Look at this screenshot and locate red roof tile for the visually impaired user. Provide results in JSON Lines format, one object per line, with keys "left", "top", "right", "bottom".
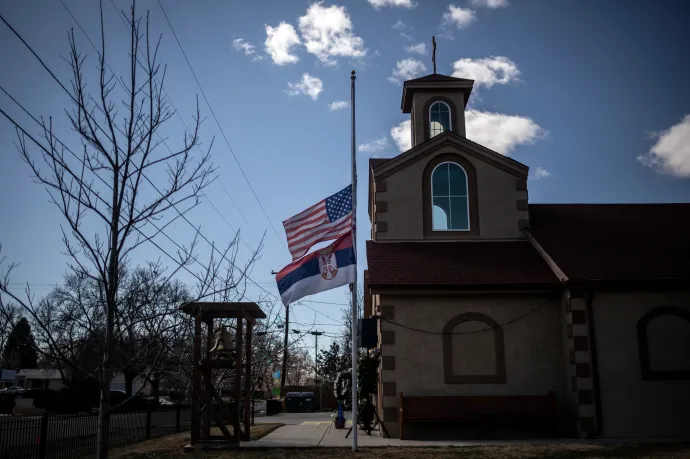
{"left": 528, "top": 204, "right": 690, "bottom": 282}
{"left": 366, "top": 240, "right": 559, "bottom": 287}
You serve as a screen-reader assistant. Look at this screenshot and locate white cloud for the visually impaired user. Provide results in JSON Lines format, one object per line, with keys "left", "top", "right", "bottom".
{"left": 390, "top": 120, "right": 412, "bottom": 152}
{"left": 405, "top": 43, "right": 427, "bottom": 54}
{"left": 286, "top": 73, "right": 324, "bottom": 100}
{"left": 442, "top": 5, "right": 476, "bottom": 30}
{"left": 388, "top": 58, "right": 426, "bottom": 84}
{"left": 637, "top": 114, "right": 690, "bottom": 177}
{"left": 451, "top": 56, "right": 520, "bottom": 88}
{"left": 466, "top": 110, "right": 546, "bottom": 155}
{"left": 232, "top": 38, "right": 255, "bottom": 55}
{"left": 390, "top": 111, "right": 546, "bottom": 155}
{"left": 392, "top": 20, "right": 408, "bottom": 30}
{"left": 531, "top": 167, "right": 552, "bottom": 180}
{"left": 298, "top": 3, "right": 366, "bottom": 66}
{"left": 265, "top": 22, "right": 301, "bottom": 65}
{"left": 400, "top": 32, "right": 414, "bottom": 41}
{"left": 359, "top": 136, "right": 389, "bottom": 153}
{"left": 471, "top": 0, "right": 510, "bottom": 8}
{"left": 369, "top": 0, "right": 416, "bottom": 8}
{"left": 329, "top": 100, "right": 349, "bottom": 111}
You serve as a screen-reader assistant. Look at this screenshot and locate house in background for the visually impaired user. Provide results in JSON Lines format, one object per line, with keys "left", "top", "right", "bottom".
{"left": 15, "top": 369, "right": 150, "bottom": 394}
{"left": 15, "top": 369, "right": 65, "bottom": 390}
{"left": 365, "top": 72, "right": 690, "bottom": 439}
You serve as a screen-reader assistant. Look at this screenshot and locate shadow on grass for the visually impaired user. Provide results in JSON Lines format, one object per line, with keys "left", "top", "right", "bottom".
{"left": 109, "top": 442, "right": 690, "bottom": 459}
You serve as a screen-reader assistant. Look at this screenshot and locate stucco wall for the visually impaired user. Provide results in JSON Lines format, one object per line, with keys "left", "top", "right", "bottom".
{"left": 592, "top": 291, "right": 690, "bottom": 438}
{"left": 376, "top": 146, "right": 528, "bottom": 241}
{"left": 379, "top": 294, "right": 564, "bottom": 438}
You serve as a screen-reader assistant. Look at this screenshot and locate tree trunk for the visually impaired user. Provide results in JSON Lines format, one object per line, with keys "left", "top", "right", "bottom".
{"left": 97, "top": 153, "right": 119, "bottom": 458}
{"left": 96, "top": 374, "right": 111, "bottom": 458}
{"left": 151, "top": 375, "right": 160, "bottom": 405}
{"left": 124, "top": 371, "right": 135, "bottom": 398}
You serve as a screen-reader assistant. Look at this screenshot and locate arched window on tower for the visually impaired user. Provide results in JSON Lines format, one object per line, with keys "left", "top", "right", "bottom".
{"left": 431, "top": 162, "right": 469, "bottom": 231}
{"left": 429, "top": 101, "right": 451, "bottom": 138}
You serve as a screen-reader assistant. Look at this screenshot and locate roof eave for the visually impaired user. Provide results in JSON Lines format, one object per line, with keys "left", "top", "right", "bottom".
{"left": 401, "top": 80, "right": 475, "bottom": 113}
{"left": 368, "top": 283, "right": 562, "bottom": 295}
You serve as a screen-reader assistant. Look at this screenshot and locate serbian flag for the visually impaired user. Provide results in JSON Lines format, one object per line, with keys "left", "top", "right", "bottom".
{"left": 276, "top": 231, "right": 356, "bottom": 306}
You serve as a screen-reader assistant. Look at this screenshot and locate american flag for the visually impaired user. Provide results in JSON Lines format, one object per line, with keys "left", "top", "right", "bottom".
{"left": 283, "top": 184, "right": 353, "bottom": 261}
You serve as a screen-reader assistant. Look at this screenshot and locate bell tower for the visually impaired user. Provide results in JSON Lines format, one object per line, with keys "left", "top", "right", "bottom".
{"left": 400, "top": 38, "right": 475, "bottom": 148}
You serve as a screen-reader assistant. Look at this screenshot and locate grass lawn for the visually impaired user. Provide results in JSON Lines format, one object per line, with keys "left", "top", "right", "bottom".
{"left": 109, "top": 432, "right": 690, "bottom": 459}
{"left": 109, "top": 423, "right": 283, "bottom": 459}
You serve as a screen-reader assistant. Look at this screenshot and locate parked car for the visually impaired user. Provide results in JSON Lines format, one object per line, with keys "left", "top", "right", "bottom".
{"left": 4, "top": 386, "right": 26, "bottom": 395}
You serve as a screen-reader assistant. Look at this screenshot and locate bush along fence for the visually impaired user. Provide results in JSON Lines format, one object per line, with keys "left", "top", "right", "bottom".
{"left": 0, "top": 404, "right": 191, "bottom": 459}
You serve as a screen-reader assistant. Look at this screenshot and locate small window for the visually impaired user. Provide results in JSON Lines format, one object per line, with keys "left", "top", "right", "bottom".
{"left": 431, "top": 162, "right": 469, "bottom": 231}
{"left": 429, "top": 101, "right": 451, "bottom": 138}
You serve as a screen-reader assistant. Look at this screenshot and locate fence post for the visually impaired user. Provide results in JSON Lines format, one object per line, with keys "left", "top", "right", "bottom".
{"left": 38, "top": 412, "right": 49, "bottom": 459}
{"left": 146, "top": 408, "right": 152, "bottom": 440}
{"left": 175, "top": 404, "right": 181, "bottom": 433}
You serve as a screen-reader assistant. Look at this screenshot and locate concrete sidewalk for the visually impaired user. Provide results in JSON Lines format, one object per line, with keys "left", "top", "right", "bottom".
{"left": 245, "top": 420, "right": 387, "bottom": 448}
{"left": 245, "top": 420, "right": 690, "bottom": 448}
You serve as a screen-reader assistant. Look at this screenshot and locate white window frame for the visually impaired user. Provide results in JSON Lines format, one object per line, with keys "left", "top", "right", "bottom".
{"left": 429, "top": 101, "right": 452, "bottom": 138}
{"left": 431, "top": 161, "right": 470, "bottom": 232}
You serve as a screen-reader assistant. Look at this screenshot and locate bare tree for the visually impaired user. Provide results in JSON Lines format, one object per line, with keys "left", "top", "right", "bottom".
{"left": 0, "top": 301, "right": 20, "bottom": 364}
{"left": 0, "top": 2, "right": 258, "bottom": 457}
{"left": 286, "top": 347, "right": 314, "bottom": 386}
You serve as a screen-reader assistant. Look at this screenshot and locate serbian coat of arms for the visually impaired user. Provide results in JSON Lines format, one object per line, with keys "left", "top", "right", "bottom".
{"left": 318, "top": 245, "right": 338, "bottom": 280}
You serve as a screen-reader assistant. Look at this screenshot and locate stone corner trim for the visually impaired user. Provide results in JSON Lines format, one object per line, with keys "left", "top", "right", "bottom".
{"left": 380, "top": 305, "right": 395, "bottom": 320}
{"left": 382, "top": 407, "right": 398, "bottom": 422}
{"left": 381, "top": 330, "right": 395, "bottom": 345}
{"left": 381, "top": 356, "right": 396, "bottom": 370}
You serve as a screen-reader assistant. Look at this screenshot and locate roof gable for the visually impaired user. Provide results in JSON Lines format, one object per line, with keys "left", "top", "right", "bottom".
{"left": 402, "top": 73, "right": 475, "bottom": 112}
{"left": 372, "top": 131, "right": 528, "bottom": 180}
{"left": 406, "top": 73, "right": 474, "bottom": 83}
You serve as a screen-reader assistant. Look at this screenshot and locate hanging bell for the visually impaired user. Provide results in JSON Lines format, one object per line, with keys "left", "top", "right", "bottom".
{"left": 210, "top": 325, "right": 233, "bottom": 356}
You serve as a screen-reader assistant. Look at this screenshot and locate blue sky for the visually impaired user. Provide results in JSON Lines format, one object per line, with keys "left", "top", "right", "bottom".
{"left": 1, "top": 0, "right": 690, "bottom": 354}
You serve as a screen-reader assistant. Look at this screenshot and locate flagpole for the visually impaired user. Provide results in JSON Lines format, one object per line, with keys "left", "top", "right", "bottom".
{"left": 350, "top": 69, "right": 358, "bottom": 452}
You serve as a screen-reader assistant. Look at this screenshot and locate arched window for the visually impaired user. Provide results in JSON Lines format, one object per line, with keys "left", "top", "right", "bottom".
{"left": 431, "top": 162, "right": 469, "bottom": 231}
{"left": 637, "top": 306, "right": 690, "bottom": 381}
{"left": 429, "top": 101, "right": 451, "bottom": 137}
{"left": 442, "top": 312, "right": 507, "bottom": 384}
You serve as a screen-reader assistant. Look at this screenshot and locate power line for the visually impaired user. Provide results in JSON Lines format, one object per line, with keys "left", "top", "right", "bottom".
{"left": 294, "top": 302, "right": 348, "bottom": 326}
{"left": 58, "top": 0, "right": 279, "bottom": 274}
{"left": 380, "top": 299, "right": 551, "bottom": 336}
{"left": 0, "top": 10, "right": 345, "bottom": 311}
{"left": 0, "top": 103, "right": 214, "bottom": 296}
{"left": 102, "top": 0, "right": 280, "bottom": 267}
{"left": 156, "top": 0, "right": 288, "bottom": 252}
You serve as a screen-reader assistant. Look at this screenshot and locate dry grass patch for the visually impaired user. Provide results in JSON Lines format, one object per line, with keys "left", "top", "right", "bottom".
{"left": 109, "top": 442, "right": 690, "bottom": 459}
{"left": 109, "top": 423, "right": 283, "bottom": 459}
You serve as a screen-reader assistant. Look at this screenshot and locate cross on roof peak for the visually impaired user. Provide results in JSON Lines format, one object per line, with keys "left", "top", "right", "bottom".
{"left": 432, "top": 36, "right": 437, "bottom": 74}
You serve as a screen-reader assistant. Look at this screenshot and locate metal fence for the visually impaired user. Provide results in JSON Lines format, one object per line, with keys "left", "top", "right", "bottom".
{"left": 0, "top": 405, "right": 191, "bottom": 459}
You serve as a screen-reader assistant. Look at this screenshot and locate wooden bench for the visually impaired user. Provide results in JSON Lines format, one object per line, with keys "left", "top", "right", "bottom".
{"left": 398, "top": 391, "right": 559, "bottom": 439}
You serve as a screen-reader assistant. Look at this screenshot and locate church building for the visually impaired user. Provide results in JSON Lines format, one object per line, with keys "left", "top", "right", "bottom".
{"left": 364, "top": 71, "right": 690, "bottom": 439}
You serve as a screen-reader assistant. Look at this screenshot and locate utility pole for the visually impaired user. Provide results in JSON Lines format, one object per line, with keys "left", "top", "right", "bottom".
{"left": 280, "top": 304, "right": 289, "bottom": 395}
{"left": 310, "top": 331, "right": 324, "bottom": 410}
{"left": 273, "top": 270, "right": 289, "bottom": 397}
